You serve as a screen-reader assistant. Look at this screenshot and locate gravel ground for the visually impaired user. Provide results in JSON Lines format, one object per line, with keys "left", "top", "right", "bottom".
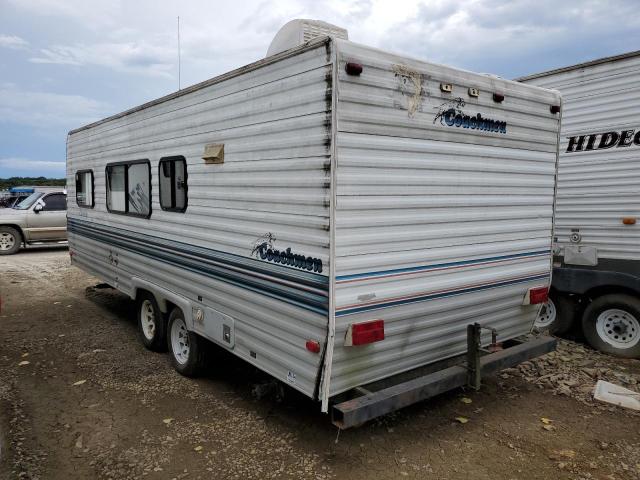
{"left": 1, "top": 248, "right": 639, "bottom": 480}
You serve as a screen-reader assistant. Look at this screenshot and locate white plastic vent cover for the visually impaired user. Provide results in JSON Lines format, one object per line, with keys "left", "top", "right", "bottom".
{"left": 266, "top": 19, "right": 348, "bottom": 57}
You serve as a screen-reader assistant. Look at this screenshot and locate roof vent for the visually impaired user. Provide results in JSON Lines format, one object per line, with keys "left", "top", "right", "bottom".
{"left": 266, "top": 19, "right": 348, "bottom": 57}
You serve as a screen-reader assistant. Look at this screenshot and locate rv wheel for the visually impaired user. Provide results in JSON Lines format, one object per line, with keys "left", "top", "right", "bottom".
{"left": 582, "top": 294, "right": 640, "bottom": 359}
{"left": 534, "top": 292, "right": 575, "bottom": 335}
{"left": 0, "top": 226, "right": 22, "bottom": 255}
{"left": 136, "top": 293, "right": 167, "bottom": 352}
{"left": 168, "top": 307, "right": 206, "bottom": 377}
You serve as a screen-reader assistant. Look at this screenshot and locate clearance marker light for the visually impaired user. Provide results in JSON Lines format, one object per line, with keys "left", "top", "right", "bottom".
{"left": 345, "top": 320, "right": 385, "bottom": 346}
{"left": 306, "top": 340, "right": 321, "bottom": 353}
{"left": 345, "top": 62, "right": 363, "bottom": 76}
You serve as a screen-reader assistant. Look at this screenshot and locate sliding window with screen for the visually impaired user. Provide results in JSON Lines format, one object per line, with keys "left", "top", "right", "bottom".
{"left": 106, "top": 160, "right": 151, "bottom": 218}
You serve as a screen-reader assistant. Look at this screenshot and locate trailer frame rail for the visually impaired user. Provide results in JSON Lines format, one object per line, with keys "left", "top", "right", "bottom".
{"left": 331, "top": 330, "right": 556, "bottom": 429}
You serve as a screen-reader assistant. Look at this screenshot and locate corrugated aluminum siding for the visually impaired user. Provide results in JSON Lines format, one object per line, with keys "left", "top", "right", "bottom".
{"left": 67, "top": 41, "right": 333, "bottom": 398}
{"left": 329, "top": 39, "right": 560, "bottom": 395}
{"left": 521, "top": 53, "right": 640, "bottom": 260}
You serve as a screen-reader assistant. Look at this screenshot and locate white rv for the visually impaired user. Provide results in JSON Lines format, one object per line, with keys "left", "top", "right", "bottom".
{"left": 520, "top": 51, "right": 640, "bottom": 359}
{"left": 67, "top": 20, "right": 561, "bottom": 426}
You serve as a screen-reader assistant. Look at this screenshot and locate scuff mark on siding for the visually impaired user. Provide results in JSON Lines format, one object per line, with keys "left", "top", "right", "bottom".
{"left": 392, "top": 64, "right": 423, "bottom": 117}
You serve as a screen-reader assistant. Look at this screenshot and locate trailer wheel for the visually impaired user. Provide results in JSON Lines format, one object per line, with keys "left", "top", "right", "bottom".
{"left": 137, "top": 293, "right": 167, "bottom": 352}
{"left": 582, "top": 294, "right": 640, "bottom": 359}
{"left": 168, "top": 307, "right": 206, "bottom": 377}
{"left": 0, "top": 226, "right": 22, "bottom": 255}
{"left": 534, "top": 292, "right": 575, "bottom": 335}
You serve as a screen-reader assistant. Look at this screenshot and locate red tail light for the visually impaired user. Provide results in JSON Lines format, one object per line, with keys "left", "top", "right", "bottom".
{"left": 528, "top": 286, "right": 549, "bottom": 304}
{"left": 305, "top": 340, "right": 321, "bottom": 353}
{"left": 346, "top": 320, "right": 385, "bottom": 346}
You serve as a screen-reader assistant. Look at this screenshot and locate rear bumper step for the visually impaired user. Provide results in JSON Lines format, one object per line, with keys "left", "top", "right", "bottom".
{"left": 331, "top": 333, "right": 556, "bottom": 429}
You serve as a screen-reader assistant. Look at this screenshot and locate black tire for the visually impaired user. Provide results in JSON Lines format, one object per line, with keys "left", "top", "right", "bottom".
{"left": 534, "top": 291, "right": 576, "bottom": 335}
{"left": 136, "top": 292, "right": 167, "bottom": 352}
{"left": 581, "top": 294, "right": 640, "bottom": 359}
{"left": 167, "top": 307, "right": 206, "bottom": 377}
{"left": 0, "top": 226, "right": 22, "bottom": 255}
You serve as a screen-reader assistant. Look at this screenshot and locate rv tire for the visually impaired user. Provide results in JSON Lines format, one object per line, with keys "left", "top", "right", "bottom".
{"left": 168, "top": 307, "right": 206, "bottom": 377}
{"left": 534, "top": 291, "right": 575, "bottom": 335}
{"left": 136, "top": 292, "right": 167, "bottom": 352}
{"left": 582, "top": 294, "right": 640, "bottom": 359}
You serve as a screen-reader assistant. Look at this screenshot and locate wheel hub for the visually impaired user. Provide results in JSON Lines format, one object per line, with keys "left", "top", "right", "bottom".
{"left": 612, "top": 321, "right": 627, "bottom": 336}
{"left": 535, "top": 298, "right": 556, "bottom": 328}
{"left": 171, "top": 318, "right": 190, "bottom": 365}
{"left": 140, "top": 300, "right": 156, "bottom": 340}
{"left": 0, "top": 232, "right": 15, "bottom": 250}
{"left": 596, "top": 308, "right": 640, "bottom": 349}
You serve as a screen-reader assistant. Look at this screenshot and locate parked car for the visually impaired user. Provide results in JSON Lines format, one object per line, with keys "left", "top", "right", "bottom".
{"left": 0, "top": 190, "right": 67, "bottom": 255}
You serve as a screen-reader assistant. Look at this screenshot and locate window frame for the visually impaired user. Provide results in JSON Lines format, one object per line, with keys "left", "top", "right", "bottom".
{"left": 75, "top": 169, "right": 95, "bottom": 209}
{"left": 105, "top": 159, "right": 152, "bottom": 219}
{"left": 158, "top": 156, "right": 188, "bottom": 213}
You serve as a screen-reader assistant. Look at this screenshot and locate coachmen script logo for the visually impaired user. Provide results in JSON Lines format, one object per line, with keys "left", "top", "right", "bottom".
{"left": 566, "top": 129, "right": 640, "bottom": 153}
{"left": 434, "top": 98, "right": 507, "bottom": 134}
{"left": 252, "top": 233, "right": 323, "bottom": 273}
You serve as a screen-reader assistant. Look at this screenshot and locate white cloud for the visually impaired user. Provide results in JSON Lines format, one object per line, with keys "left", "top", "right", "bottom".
{"left": 0, "top": 34, "right": 30, "bottom": 50}
{"left": 380, "top": 0, "right": 640, "bottom": 72}
{"left": 30, "top": 40, "right": 176, "bottom": 77}
{"left": 0, "top": 157, "right": 64, "bottom": 172}
{"left": 6, "top": 0, "right": 121, "bottom": 27}
{"left": 0, "top": 86, "right": 110, "bottom": 129}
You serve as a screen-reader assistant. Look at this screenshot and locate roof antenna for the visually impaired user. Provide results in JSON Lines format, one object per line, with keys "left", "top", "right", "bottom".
{"left": 177, "top": 15, "right": 181, "bottom": 90}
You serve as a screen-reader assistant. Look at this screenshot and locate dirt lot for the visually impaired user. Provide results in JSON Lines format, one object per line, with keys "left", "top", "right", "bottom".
{"left": 1, "top": 249, "right": 639, "bottom": 480}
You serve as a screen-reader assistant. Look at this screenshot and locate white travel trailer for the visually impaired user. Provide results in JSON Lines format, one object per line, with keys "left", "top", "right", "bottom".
{"left": 520, "top": 51, "right": 640, "bottom": 359}
{"left": 67, "top": 20, "right": 561, "bottom": 427}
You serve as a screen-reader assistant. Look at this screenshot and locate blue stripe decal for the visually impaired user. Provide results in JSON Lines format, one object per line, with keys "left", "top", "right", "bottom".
{"left": 68, "top": 218, "right": 329, "bottom": 315}
{"left": 335, "top": 273, "right": 549, "bottom": 317}
{"left": 336, "top": 250, "right": 550, "bottom": 282}
{"left": 68, "top": 219, "right": 549, "bottom": 318}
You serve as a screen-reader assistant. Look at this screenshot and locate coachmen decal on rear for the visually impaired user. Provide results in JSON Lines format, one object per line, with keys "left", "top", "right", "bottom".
{"left": 566, "top": 129, "right": 640, "bottom": 153}
{"left": 434, "top": 98, "right": 507, "bottom": 134}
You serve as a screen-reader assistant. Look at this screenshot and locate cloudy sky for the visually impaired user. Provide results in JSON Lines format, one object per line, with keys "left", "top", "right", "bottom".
{"left": 1, "top": 0, "right": 639, "bottom": 178}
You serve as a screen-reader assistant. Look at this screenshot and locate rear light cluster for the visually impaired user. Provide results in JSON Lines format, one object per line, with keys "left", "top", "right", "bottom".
{"left": 523, "top": 286, "right": 549, "bottom": 305}
{"left": 345, "top": 319, "right": 385, "bottom": 346}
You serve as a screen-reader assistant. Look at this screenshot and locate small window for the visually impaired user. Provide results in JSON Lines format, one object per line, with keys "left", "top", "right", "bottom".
{"left": 106, "top": 160, "right": 151, "bottom": 217}
{"left": 159, "top": 156, "right": 187, "bottom": 212}
{"left": 41, "top": 193, "right": 67, "bottom": 211}
{"left": 75, "top": 170, "right": 94, "bottom": 208}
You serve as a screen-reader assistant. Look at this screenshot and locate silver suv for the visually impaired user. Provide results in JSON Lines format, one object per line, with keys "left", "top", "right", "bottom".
{"left": 0, "top": 190, "right": 67, "bottom": 255}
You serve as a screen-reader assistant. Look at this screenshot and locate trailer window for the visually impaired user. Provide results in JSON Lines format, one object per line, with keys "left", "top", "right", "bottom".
{"left": 106, "top": 161, "right": 151, "bottom": 217}
{"left": 159, "top": 156, "right": 187, "bottom": 212}
{"left": 75, "top": 170, "right": 94, "bottom": 208}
